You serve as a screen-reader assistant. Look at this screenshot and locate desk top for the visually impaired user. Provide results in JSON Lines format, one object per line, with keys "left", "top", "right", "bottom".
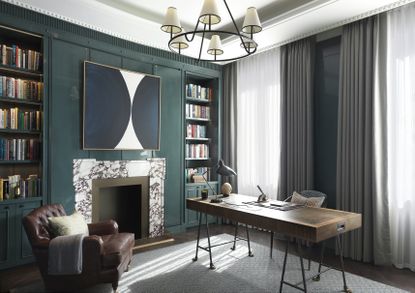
{"left": 186, "top": 194, "right": 361, "bottom": 243}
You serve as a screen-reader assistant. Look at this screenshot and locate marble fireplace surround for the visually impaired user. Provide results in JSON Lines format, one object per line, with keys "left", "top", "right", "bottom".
{"left": 73, "top": 158, "right": 165, "bottom": 238}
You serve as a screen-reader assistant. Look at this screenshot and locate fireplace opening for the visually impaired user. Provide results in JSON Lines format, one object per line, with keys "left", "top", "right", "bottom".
{"left": 99, "top": 185, "right": 142, "bottom": 237}
{"left": 91, "top": 176, "right": 149, "bottom": 240}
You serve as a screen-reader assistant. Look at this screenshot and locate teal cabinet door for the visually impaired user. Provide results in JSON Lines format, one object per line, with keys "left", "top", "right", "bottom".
{"left": 16, "top": 201, "right": 41, "bottom": 265}
{"left": 155, "top": 66, "right": 183, "bottom": 228}
{"left": 0, "top": 204, "right": 14, "bottom": 269}
{"left": 185, "top": 186, "right": 199, "bottom": 226}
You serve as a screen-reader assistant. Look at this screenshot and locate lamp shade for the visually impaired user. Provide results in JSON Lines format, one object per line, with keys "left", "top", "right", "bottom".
{"left": 161, "top": 7, "right": 182, "bottom": 34}
{"left": 207, "top": 35, "right": 224, "bottom": 55}
{"left": 240, "top": 39, "right": 258, "bottom": 52}
{"left": 216, "top": 160, "right": 237, "bottom": 176}
{"left": 242, "top": 7, "right": 262, "bottom": 34}
{"left": 199, "top": 0, "right": 221, "bottom": 25}
{"left": 170, "top": 30, "right": 189, "bottom": 50}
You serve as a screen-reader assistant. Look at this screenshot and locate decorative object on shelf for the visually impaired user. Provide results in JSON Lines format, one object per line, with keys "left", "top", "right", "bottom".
{"left": 160, "top": 0, "right": 262, "bottom": 62}
{"left": 202, "top": 159, "right": 236, "bottom": 203}
{"left": 221, "top": 182, "right": 232, "bottom": 196}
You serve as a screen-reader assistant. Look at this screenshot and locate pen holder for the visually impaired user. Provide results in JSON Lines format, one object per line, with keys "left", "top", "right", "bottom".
{"left": 201, "top": 189, "right": 209, "bottom": 200}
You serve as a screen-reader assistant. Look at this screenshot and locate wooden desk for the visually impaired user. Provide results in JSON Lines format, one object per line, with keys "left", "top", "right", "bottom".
{"left": 186, "top": 194, "right": 361, "bottom": 293}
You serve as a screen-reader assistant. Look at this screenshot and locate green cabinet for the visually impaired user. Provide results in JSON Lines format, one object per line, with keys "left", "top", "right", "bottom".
{"left": 0, "top": 204, "right": 13, "bottom": 269}
{"left": 0, "top": 199, "right": 41, "bottom": 269}
{"left": 185, "top": 182, "right": 218, "bottom": 227}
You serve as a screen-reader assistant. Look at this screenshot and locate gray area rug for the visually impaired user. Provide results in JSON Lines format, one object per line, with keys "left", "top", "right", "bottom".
{"left": 12, "top": 234, "right": 408, "bottom": 293}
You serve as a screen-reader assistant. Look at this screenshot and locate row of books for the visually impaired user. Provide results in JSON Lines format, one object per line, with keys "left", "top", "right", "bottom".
{"left": 1, "top": 44, "right": 42, "bottom": 71}
{"left": 186, "top": 84, "right": 213, "bottom": 101}
{"left": 0, "top": 138, "right": 41, "bottom": 160}
{"left": 186, "top": 144, "right": 209, "bottom": 159}
{"left": 186, "top": 104, "right": 210, "bottom": 119}
{"left": 185, "top": 167, "right": 211, "bottom": 183}
{"left": 186, "top": 124, "right": 207, "bottom": 139}
{"left": 0, "top": 175, "right": 41, "bottom": 200}
{"left": 0, "top": 76, "right": 43, "bottom": 101}
{"left": 0, "top": 108, "right": 42, "bottom": 130}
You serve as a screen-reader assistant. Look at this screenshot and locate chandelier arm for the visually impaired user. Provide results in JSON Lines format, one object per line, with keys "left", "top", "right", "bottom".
{"left": 223, "top": 0, "right": 251, "bottom": 54}
{"left": 198, "top": 23, "right": 207, "bottom": 61}
{"left": 185, "top": 19, "right": 201, "bottom": 42}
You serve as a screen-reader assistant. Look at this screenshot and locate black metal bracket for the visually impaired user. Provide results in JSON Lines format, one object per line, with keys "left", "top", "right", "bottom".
{"left": 192, "top": 212, "right": 254, "bottom": 269}
{"left": 279, "top": 234, "right": 352, "bottom": 293}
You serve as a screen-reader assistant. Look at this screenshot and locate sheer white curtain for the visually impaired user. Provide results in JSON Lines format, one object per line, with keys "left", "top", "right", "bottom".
{"left": 236, "top": 48, "right": 281, "bottom": 198}
{"left": 386, "top": 4, "right": 415, "bottom": 271}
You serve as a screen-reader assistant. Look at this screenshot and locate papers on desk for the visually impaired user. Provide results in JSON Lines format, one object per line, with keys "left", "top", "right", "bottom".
{"left": 243, "top": 201, "right": 304, "bottom": 211}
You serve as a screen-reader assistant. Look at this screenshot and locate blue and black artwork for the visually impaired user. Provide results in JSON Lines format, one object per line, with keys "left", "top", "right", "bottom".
{"left": 84, "top": 62, "right": 160, "bottom": 150}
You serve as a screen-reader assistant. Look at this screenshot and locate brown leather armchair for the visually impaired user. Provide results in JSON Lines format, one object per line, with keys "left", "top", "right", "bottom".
{"left": 23, "top": 204, "right": 135, "bottom": 292}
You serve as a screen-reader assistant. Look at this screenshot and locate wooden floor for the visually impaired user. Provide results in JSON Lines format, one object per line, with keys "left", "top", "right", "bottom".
{"left": 1, "top": 224, "right": 415, "bottom": 293}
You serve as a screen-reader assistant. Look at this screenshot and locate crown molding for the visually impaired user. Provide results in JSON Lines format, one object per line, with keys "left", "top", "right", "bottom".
{"left": 1, "top": 0, "right": 166, "bottom": 51}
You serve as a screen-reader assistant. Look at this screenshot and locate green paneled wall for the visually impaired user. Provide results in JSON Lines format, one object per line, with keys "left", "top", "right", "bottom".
{"left": 0, "top": 2, "right": 222, "bottom": 230}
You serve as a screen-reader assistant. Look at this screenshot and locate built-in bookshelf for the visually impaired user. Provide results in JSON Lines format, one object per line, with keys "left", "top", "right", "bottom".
{"left": 184, "top": 73, "right": 219, "bottom": 186}
{"left": 0, "top": 26, "right": 44, "bottom": 202}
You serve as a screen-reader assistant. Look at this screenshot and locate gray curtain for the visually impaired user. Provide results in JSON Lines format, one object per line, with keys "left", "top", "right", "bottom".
{"left": 336, "top": 15, "right": 391, "bottom": 264}
{"left": 222, "top": 62, "right": 238, "bottom": 192}
{"left": 279, "top": 37, "right": 314, "bottom": 199}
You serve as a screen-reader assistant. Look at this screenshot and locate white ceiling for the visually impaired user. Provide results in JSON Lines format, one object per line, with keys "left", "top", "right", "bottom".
{"left": 5, "top": 0, "right": 415, "bottom": 62}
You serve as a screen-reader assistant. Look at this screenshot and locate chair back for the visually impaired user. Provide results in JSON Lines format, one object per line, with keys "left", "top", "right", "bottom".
{"left": 300, "top": 190, "right": 327, "bottom": 207}
{"left": 22, "top": 204, "right": 67, "bottom": 247}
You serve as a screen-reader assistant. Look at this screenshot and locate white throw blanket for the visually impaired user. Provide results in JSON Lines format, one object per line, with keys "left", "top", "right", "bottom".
{"left": 48, "top": 233, "right": 86, "bottom": 275}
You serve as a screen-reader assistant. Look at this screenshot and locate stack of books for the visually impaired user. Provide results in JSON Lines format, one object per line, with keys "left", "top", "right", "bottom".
{"left": 185, "top": 167, "right": 211, "bottom": 183}
{"left": 186, "top": 124, "right": 207, "bottom": 138}
{"left": 0, "top": 138, "right": 41, "bottom": 160}
{"left": 185, "top": 104, "right": 210, "bottom": 119}
{"left": 0, "top": 108, "right": 42, "bottom": 130}
{"left": 0, "top": 76, "right": 43, "bottom": 100}
{"left": 0, "top": 174, "right": 41, "bottom": 200}
{"left": 185, "top": 84, "right": 213, "bottom": 100}
{"left": 1, "top": 44, "right": 42, "bottom": 71}
{"left": 186, "top": 144, "right": 209, "bottom": 159}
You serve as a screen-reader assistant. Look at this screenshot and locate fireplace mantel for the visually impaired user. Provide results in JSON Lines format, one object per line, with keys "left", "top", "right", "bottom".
{"left": 73, "top": 158, "right": 165, "bottom": 237}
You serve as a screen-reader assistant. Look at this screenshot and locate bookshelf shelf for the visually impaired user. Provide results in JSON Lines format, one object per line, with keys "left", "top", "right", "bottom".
{"left": 0, "top": 196, "right": 42, "bottom": 205}
{"left": 185, "top": 158, "right": 210, "bottom": 161}
{"left": 0, "top": 64, "right": 43, "bottom": 78}
{"left": 186, "top": 137, "right": 210, "bottom": 142}
{"left": 0, "top": 129, "right": 41, "bottom": 134}
{"left": 186, "top": 97, "right": 210, "bottom": 104}
{"left": 0, "top": 160, "right": 40, "bottom": 164}
{"left": 0, "top": 97, "right": 42, "bottom": 106}
{"left": 186, "top": 117, "right": 210, "bottom": 122}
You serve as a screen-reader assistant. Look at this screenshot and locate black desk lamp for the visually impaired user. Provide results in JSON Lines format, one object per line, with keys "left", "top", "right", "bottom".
{"left": 202, "top": 159, "right": 237, "bottom": 203}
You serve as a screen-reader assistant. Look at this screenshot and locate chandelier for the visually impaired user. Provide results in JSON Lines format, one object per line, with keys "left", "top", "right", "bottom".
{"left": 160, "top": 0, "right": 262, "bottom": 62}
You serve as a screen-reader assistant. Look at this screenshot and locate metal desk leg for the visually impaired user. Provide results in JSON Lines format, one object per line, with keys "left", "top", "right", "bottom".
{"left": 192, "top": 211, "right": 203, "bottom": 262}
{"left": 312, "top": 242, "right": 325, "bottom": 281}
{"left": 270, "top": 232, "right": 274, "bottom": 258}
{"left": 205, "top": 213, "right": 215, "bottom": 270}
{"left": 245, "top": 224, "right": 254, "bottom": 257}
{"left": 279, "top": 240, "right": 289, "bottom": 293}
{"left": 298, "top": 242, "right": 307, "bottom": 292}
{"left": 336, "top": 234, "right": 352, "bottom": 293}
{"left": 231, "top": 222, "right": 238, "bottom": 250}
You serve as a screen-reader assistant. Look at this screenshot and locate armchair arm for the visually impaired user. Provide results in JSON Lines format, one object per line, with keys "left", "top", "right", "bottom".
{"left": 82, "top": 235, "right": 104, "bottom": 272}
{"left": 88, "top": 219, "right": 119, "bottom": 236}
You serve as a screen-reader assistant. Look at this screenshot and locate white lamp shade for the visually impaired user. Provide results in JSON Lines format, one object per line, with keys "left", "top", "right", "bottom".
{"left": 170, "top": 31, "right": 189, "bottom": 50}
{"left": 240, "top": 39, "right": 258, "bottom": 52}
{"left": 161, "top": 7, "right": 182, "bottom": 34}
{"left": 242, "top": 7, "right": 262, "bottom": 34}
{"left": 207, "top": 35, "right": 224, "bottom": 55}
{"left": 199, "top": 0, "right": 221, "bottom": 25}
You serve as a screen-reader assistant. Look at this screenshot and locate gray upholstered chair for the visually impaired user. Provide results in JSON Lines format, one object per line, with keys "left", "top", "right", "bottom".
{"left": 269, "top": 190, "right": 327, "bottom": 260}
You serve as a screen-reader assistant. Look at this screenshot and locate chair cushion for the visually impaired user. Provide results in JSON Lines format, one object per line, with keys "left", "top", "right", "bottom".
{"left": 48, "top": 211, "right": 89, "bottom": 236}
{"left": 291, "top": 191, "right": 324, "bottom": 207}
{"left": 101, "top": 233, "right": 134, "bottom": 268}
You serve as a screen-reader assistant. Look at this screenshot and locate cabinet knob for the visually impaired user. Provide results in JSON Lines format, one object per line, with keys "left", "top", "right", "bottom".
{"left": 19, "top": 204, "right": 24, "bottom": 208}
{"left": 4, "top": 206, "right": 9, "bottom": 210}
